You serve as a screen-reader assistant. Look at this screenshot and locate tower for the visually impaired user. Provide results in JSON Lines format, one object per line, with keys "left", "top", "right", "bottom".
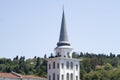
{"left": 47, "top": 9, "right": 81, "bottom": 80}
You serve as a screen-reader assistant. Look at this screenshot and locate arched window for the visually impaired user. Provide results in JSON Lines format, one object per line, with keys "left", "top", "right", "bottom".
{"left": 57, "top": 74, "right": 59, "bottom": 80}
{"left": 67, "top": 52, "right": 70, "bottom": 58}
{"left": 49, "top": 75, "right": 51, "bottom": 80}
{"left": 67, "top": 73, "right": 69, "bottom": 80}
{"left": 62, "top": 63, "right": 64, "bottom": 69}
{"left": 67, "top": 61, "right": 69, "bottom": 69}
{"left": 76, "top": 64, "right": 78, "bottom": 70}
{"left": 57, "top": 63, "right": 59, "bottom": 69}
{"left": 71, "top": 73, "right": 73, "bottom": 80}
{"left": 53, "top": 73, "right": 55, "bottom": 80}
{"left": 49, "top": 64, "right": 51, "bottom": 69}
{"left": 53, "top": 62, "right": 55, "bottom": 69}
{"left": 70, "top": 62, "right": 73, "bottom": 69}
{"left": 76, "top": 76, "right": 78, "bottom": 80}
{"left": 62, "top": 74, "right": 64, "bottom": 80}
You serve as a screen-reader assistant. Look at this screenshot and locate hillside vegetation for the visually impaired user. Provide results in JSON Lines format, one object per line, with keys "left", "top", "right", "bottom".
{"left": 0, "top": 56, "right": 47, "bottom": 77}
{"left": 0, "top": 52, "right": 120, "bottom": 80}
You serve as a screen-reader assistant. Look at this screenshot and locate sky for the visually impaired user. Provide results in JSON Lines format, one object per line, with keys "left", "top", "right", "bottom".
{"left": 0, "top": 0, "right": 120, "bottom": 59}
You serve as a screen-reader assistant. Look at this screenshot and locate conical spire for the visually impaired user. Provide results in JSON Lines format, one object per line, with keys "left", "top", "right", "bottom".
{"left": 57, "top": 8, "right": 70, "bottom": 46}
{"left": 59, "top": 9, "right": 68, "bottom": 41}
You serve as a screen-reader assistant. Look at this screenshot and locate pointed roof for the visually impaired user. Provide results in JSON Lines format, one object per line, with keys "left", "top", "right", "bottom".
{"left": 59, "top": 9, "right": 68, "bottom": 41}
{"left": 57, "top": 8, "right": 70, "bottom": 46}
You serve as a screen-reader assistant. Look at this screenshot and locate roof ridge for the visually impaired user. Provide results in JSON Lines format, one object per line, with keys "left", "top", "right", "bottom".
{"left": 11, "top": 71, "right": 22, "bottom": 78}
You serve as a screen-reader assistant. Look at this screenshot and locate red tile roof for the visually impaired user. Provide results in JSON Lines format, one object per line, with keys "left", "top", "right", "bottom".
{"left": 0, "top": 72, "right": 46, "bottom": 79}
{"left": 0, "top": 73, "right": 20, "bottom": 78}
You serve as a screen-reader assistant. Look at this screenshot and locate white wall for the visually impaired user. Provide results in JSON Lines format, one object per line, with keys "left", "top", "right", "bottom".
{"left": 47, "top": 58, "right": 80, "bottom": 80}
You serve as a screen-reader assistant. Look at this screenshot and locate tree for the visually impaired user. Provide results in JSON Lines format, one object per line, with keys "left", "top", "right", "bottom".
{"left": 35, "top": 57, "right": 41, "bottom": 68}
{"left": 111, "top": 57, "right": 119, "bottom": 67}
{"left": 44, "top": 54, "right": 47, "bottom": 58}
{"left": 104, "top": 63, "right": 113, "bottom": 70}
{"left": 90, "top": 57, "right": 99, "bottom": 69}
{"left": 49, "top": 53, "right": 54, "bottom": 58}
{"left": 79, "top": 52, "right": 84, "bottom": 57}
{"left": 82, "top": 58, "right": 91, "bottom": 73}
{"left": 80, "top": 70, "right": 86, "bottom": 80}
{"left": 72, "top": 52, "right": 79, "bottom": 58}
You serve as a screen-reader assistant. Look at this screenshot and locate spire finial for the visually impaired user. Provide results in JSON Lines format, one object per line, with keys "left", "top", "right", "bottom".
{"left": 62, "top": 5, "right": 64, "bottom": 12}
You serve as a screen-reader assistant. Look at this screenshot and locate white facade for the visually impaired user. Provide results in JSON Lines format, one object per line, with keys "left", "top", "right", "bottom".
{"left": 47, "top": 57, "right": 80, "bottom": 80}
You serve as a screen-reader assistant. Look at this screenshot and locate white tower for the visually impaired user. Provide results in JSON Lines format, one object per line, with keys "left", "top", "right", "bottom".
{"left": 47, "top": 9, "right": 81, "bottom": 80}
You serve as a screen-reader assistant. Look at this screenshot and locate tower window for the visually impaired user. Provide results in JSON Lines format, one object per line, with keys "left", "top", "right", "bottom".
{"left": 76, "top": 64, "right": 78, "bottom": 70}
{"left": 49, "top": 75, "right": 51, "bottom": 80}
{"left": 57, "top": 74, "right": 59, "bottom": 80}
{"left": 76, "top": 76, "right": 78, "bottom": 80}
{"left": 71, "top": 73, "right": 73, "bottom": 80}
{"left": 62, "top": 74, "right": 64, "bottom": 80}
{"left": 57, "top": 63, "right": 59, "bottom": 69}
{"left": 62, "top": 63, "right": 64, "bottom": 69}
{"left": 53, "top": 73, "right": 55, "bottom": 80}
{"left": 67, "top": 52, "right": 70, "bottom": 58}
{"left": 70, "top": 62, "right": 73, "bottom": 69}
{"left": 67, "top": 73, "right": 69, "bottom": 80}
{"left": 57, "top": 52, "right": 61, "bottom": 57}
{"left": 67, "top": 61, "right": 69, "bottom": 69}
{"left": 53, "top": 62, "right": 55, "bottom": 69}
{"left": 49, "top": 64, "right": 51, "bottom": 69}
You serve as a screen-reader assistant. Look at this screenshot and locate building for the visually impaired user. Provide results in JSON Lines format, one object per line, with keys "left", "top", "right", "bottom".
{"left": 0, "top": 72, "right": 47, "bottom": 80}
{"left": 47, "top": 9, "right": 81, "bottom": 80}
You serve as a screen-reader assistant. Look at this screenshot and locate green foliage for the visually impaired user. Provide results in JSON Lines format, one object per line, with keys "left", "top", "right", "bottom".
{"left": 104, "top": 63, "right": 113, "bottom": 70}
{"left": 0, "top": 52, "right": 120, "bottom": 79}
{"left": 79, "top": 52, "right": 120, "bottom": 80}
{"left": 0, "top": 56, "right": 47, "bottom": 77}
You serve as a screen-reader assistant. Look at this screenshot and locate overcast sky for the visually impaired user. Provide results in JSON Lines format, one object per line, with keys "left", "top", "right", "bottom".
{"left": 0, "top": 0, "right": 120, "bottom": 59}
